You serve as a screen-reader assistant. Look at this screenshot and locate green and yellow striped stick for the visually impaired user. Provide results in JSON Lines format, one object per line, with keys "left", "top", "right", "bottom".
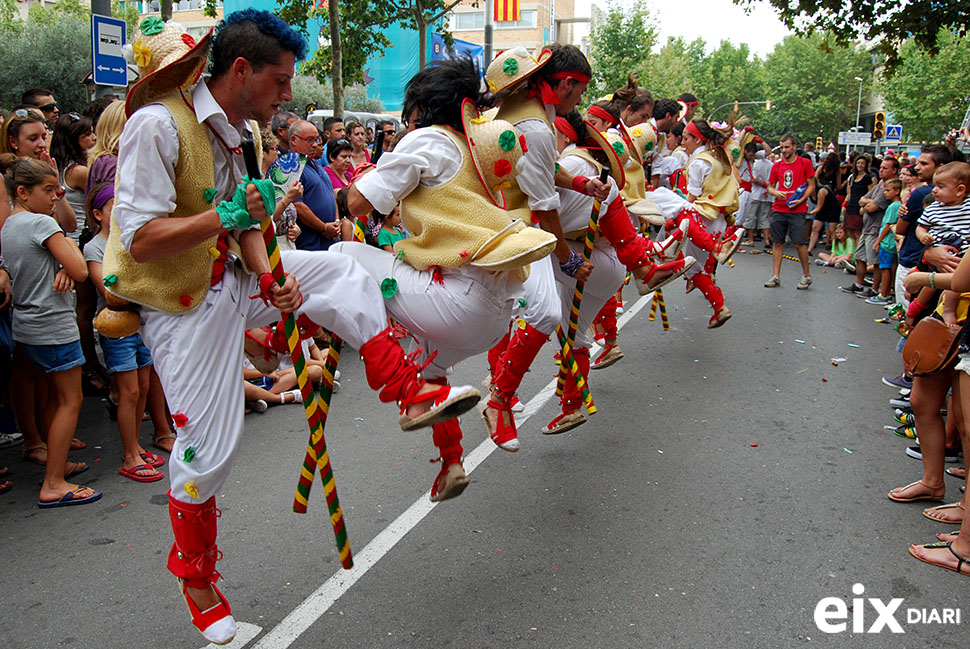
{"left": 242, "top": 141, "right": 352, "bottom": 569}
{"left": 656, "top": 288, "right": 670, "bottom": 331}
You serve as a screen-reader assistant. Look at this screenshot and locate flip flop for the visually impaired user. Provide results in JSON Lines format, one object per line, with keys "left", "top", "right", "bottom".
{"left": 888, "top": 479, "right": 945, "bottom": 502}
{"left": 923, "top": 502, "right": 964, "bottom": 523}
{"left": 65, "top": 461, "right": 88, "bottom": 479}
{"left": 119, "top": 463, "right": 164, "bottom": 483}
{"left": 37, "top": 486, "right": 103, "bottom": 508}
{"left": 139, "top": 451, "right": 165, "bottom": 468}
{"left": 908, "top": 541, "right": 970, "bottom": 576}
{"left": 0, "top": 479, "right": 10, "bottom": 494}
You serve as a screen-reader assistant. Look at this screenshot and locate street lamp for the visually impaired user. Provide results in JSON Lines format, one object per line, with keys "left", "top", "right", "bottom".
{"left": 851, "top": 76, "right": 864, "bottom": 154}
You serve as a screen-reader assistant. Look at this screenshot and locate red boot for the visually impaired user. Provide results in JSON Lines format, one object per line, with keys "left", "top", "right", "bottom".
{"left": 358, "top": 327, "right": 481, "bottom": 431}
{"left": 484, "top": 323, "right": 549, "bottom": 451}
{"left": 429, "top": 415, "right": 469, "bottom": 502}
{"left": 168, "top": 495, "right": 236, "bottom": 645}
{"left": 635, "top": 255, "right": 697, "bottom": 294}
{"left": 543, "top": 348, "right": 589, "bottom": 434}
{"left": 486, "top": 324, "right": 512, "bottom": 382}
{"left": 690, "top": 273, "right": 732, "bottom": 329}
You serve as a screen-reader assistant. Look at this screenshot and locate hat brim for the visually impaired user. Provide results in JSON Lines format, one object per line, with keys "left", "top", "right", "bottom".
{"left": 581, "top": 121, "right": 625, "bottom": 189}
{"left": 461, "top": 98, "right": 507, "bottom": 208}
{"left": 470, "top": 218, "right": 557, "bottom": 271}
{"left": 617, "top": 121, "right": 642, "bottom": 167}
{"left": 125, "top": 28, "right": 213, "bottom": 117}
{"left": 489, "top": 48, "right": 552, "bottom": 95}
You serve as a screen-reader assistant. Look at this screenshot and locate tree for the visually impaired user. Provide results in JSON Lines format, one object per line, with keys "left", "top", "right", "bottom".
{"left": 0, "top": 13, "right": 90, "bottom": 111}
{"left": 282, "top": 75, "right": 384, "bottom": 114}
{"left": 739, "top": 0, "right": 970, "bottom": 72}
{"left": 112, "top": 0, "right": 140, "bottom": 38}
{"left": 586, "top": 0, "right": 656, "bottom": 98}
{"left": 638, "top": 37, "right": 692, "bottom": 101}
{"left": 762, "top": 33, "right": 873, "bottom": 144}
{"left": 691, "top": 41, "right": 766, "bottom": 122}
{"left": 879, "top": 30, "right": 970, "bottom": 142}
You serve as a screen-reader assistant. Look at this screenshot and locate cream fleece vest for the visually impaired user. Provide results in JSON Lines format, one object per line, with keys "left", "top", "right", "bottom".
{"left": 690, "top": 149, "right": 739, "bottom": 221}
{"left": 496, "top": 93, "right": 553, "bottom": 214}
{"left": 103, "top": 92, "right": 260, "bottom": 313}
{"left": 396, "top": 127, "right": 555, "bottom": 272}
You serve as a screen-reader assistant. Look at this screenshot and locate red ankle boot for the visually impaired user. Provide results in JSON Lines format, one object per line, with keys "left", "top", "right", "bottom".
{"left": 543, "top": 348, "right": 590, "bottom": 434}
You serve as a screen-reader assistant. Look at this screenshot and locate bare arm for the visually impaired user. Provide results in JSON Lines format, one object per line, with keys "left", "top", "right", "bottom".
{"left": 46, "top": 232, "right": 87, "bottom": 281}
{"left": 129, "top": 208, "right": 224, "bottom": 262}
{"left": 293, "top": 201, "right": 341, "bottom": 239}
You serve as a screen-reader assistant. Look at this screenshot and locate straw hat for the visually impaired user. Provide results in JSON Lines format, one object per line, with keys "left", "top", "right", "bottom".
{"left": 620, "top": 122, "right": 658, "bottom": 167}
{"left": 123, "top": 17, "right": 212, "bottom": 116}
{"left": 460, "top": 98, "right": 525, "bottom": 208}
{"left": 580, "top": 122, "right": 627, "bottom": 190}
{"left": 485, "top": 47, "right": 551, "bottom": 95}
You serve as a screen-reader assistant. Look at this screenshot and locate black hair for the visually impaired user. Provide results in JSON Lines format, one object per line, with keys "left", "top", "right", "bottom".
{"left": 687, "top": 119, "right": 732, "bottom": 173}
{"left": 21, "top": 89, "right": 53, "bottom": 106}
{"left": 670, "top": 121, "right": 685, "bottom": 138}
{"left": 678, "top": 92, "right": 697, "bottom": 104}
{"left": 210, "top": 9, "right": 308, "bottom": 80}
{"left": 403, "top": 56, "right": 484, "bottom": 133}
{"left": 326, "top": 138, "right": 352, "bottom": 162}
{"left": 921, "top": 143, "right": 953, "bottom": 167}
{"left": 819, "top": 149, "right": 840, "bottom": 183}
{"left": 653, "top": 98, "right": 680, "bottom": 121}
{"left": 883, "top": 156, "right": 901, "bottom": 172}
{"left": 744, "top": 142, "right": 758, "bottom": 154}
{"left": 563, "top": 109, "right": 585, "bottom": 144}
{"left": 538, "top": 43, "right": 592, "bottom": 89}
{"left": 81, "top": 96, "right": 119, "bottom": 129}
{"left": 626, "top": 87, "right": 654, "bottom": 114}
{"left": 323, "top": 116, "right": 343, "bottom": 132}
{"left": 50, "top": 113, "right": 94, "bottom": 169}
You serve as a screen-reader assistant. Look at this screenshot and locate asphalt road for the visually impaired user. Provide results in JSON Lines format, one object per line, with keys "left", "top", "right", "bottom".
{"left": 0, "top": 245, "right": 965, "bottom": 649}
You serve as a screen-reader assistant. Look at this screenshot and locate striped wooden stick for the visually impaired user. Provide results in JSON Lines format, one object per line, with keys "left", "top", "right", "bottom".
{"left": 656, "top": 288, "right": 670, "bottom": 331}
{"left": 242, "top": 140, "right": 352, "bottom": 569}
{"left": 554, "top": 169, "right": 610, "bottom": 409}
{"left": 648, "top": 296, "right": 657, "bottom": 321}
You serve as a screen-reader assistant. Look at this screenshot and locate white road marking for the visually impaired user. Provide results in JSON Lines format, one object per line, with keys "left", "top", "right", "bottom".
{"left": 244, "top": 292, "right": 656, "bottom": 649}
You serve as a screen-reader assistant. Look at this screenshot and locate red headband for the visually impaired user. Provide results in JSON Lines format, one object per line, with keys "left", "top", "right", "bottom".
{"left": 554, "top": 116, "right": 579, "bottom": 143}
{"left": 681, "top": 99, "right": 699, "bottom": 107}
{"left": 586, "top": 105, "right": 618, "bottom": 127}
{"left": 686, "top": 121, "right": 708, "bottom": 143}
{"left": 549, "top": 70, "right": 591, "bottom": 84}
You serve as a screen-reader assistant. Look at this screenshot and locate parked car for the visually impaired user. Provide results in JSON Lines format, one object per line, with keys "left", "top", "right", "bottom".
{"left": 307, "top": 109, "right": 402, "bottom": 136}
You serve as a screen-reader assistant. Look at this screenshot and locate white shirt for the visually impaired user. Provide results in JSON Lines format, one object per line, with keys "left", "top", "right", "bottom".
{"left": 115, "top": 81, "right": 253, "bottom": 252}
{"left": 646, "top": 118, "right": 666, "bottom": 167}
{"left": 685, "top": 144, "right": 713, "bottom": 198}
{"left": 555, "top": 145, "right": 618, "bottom": 232}
{"left": 510, "top": 104, "right": 560, "bottom": 212}
{"left": 354, "top": 128, "right": 462, "bottom": 216}
{"left": 749, "top": 152, "right": 772, "bottom": 202}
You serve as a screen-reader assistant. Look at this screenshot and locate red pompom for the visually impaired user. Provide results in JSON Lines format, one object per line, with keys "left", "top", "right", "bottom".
{"left": 179, "top": 294, "right": 193, "bottom": 307}
{"left": 743, "top": 125, "right": 754, "bottom": 132}
{"left": 494, "top": 159, "right": 512, "bottom": 177}
{"left": 172, "top": 413, "right": 189, "bottom": 427}
{"left": 182, "top": 33, "right": 196, "bottom": 48}
{"left": 519, "top": 134, "right": 528, "bottom": 153}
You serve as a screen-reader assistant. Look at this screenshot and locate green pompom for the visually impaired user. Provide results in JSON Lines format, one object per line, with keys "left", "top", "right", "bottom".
{"left": 555, "top": 163, "right": 560, "bottom": 174}
{"left": 396, "top": 250, "right": 405, "bottom": 260}
{"left": 381, "top": 277, "right": 398, "bottom": 299}
{"left": 103, "top": 274, "right": 117, "bottom": 286}
{"left": 203, "top": 188, "right": 217, "bottom": 204}
{"left": 503, "top": 57, "right": 519, "bottom": 75}
{"left": 498, "top": 129, "right": 517, "bottom": 152}
{"left": 518, "top": 298, "right": 527, "bottom": 308}
{"left": 612, "top": 141, "right": 626, "bottom": 155}
{"left": 140, "top": 16, "right": 165, "bottom": 35}
{"left": 644, "top": 142, "right": 654, "bottom": 152}
{"left": 731, "top": 147, "right": 741, "bottom": 158}
{"left": 183, "top": 446, "right": 196, "bottom": 463}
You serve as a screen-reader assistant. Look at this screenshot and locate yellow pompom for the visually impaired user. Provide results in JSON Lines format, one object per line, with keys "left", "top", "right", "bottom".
{"left": 184, "top": 481, "right": 199, "bottom": 499}
{"left": 487, "top": 79, "right": 497, "bottom": 93}
{"left": 133, "top": 40, "right": 152, "bottom": 68}
{"left": 632, "top": 128, "right": 643, "bottom": 138}
{"left": 208, "top": 246, "right": 221, "bottom": 259}
{"left": 470, "top": 116, "right": 488, "bottom": 125}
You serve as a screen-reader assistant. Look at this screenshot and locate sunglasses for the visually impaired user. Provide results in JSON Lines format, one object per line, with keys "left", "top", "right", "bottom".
{"left": 39, "top": 103, "right": 58, "bottom": 112}
{"left": 383, "top": 129, "right": 395, "bottom": 135}
{"left": 334, "top": 139, "right": 350, "bottom": 146}
{"left": 67, "top": 112, "right": 81, "bottom": 122}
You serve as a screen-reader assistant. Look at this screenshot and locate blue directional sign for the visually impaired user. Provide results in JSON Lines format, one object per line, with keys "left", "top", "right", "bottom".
{"left": 91, "top": 15, "right": 128, "bottom": 87}
{"left": 884, "top": 124, "right": 903, "bottom": 143}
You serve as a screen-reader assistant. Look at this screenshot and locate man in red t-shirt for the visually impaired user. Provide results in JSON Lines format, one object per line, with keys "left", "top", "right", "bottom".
{"left": 764, "top": 134, "right": 816, "bottom": 289}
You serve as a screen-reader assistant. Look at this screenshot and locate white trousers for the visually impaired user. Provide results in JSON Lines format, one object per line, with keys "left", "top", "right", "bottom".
{"left": 684, "top": 213, "right": 727, "bottom": 279}
{"left": 519, "top": 255, "right": 563, "bottom": 335}
{"left": 552, "top": 238, "right": 626, "bottom": 350}
{"left": 329, "top": 242, "right": 519, "bottom": 380}
{"left": 142, "top": 250, "right": 387, "bottom": 504}
{"left": 895, "top": 264, "right": 913, "bottom": 309}
{"left": 649, "top": 187, "right": 690, "bottom": 220}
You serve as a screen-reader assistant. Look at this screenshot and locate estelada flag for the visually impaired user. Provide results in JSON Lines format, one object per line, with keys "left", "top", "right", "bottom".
{"left": 494, "top": 0, "right": 520, "bottom": 22}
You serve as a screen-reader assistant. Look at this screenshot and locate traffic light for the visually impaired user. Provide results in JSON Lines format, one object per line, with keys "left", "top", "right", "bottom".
{"left": 873, "top": 111, "right": 886, "bottom": 140}
{"left": 816, "top": 136, "right": 823, "bottom": 150}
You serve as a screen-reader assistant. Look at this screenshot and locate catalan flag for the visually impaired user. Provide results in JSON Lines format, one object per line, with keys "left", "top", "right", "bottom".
{"left": 494, "top": 0, "right": 520, "bottom": 22}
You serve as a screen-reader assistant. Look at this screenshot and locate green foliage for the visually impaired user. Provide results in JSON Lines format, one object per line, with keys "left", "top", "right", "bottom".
{"left": 762, "top": 32, "right": 872, "bottom": 144}
{"left": 0, "top": 13, "right": 91, "bottom": 112}
{"left": 112, "top": 0, "right": 141, "bottom": 38}
{"left": 587, "top": 0, "right": 657, "bottom": 98}
{"left": 739, "top": 0, "right": 970, "bottom": 72}
{"left": 879, "top": 29, "right": 970, "bottom": 142}
{"left": 283, "top": 75, "right": 384, "bottom": 113}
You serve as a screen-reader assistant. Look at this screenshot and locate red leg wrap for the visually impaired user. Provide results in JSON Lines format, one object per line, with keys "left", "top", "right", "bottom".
{"left": 487, "top": 324, "right": 512, "bottom": 379}
{"left": 431, "top": 417, "right": 464, "bottom": 467}
{"left": 593, "top": 298, "right": 619, "bottom": 344}
{"left": 560, "top": 347, "right": 590, "bottom": 413}
{"left": 358, "top": 326, "right": 426, "bottom": 404}
{"left": 690, "top": 272, "right": 724, "bottom": 311}
{"left": 168, "top": 494, "right": 222, "bottom": 588}
{"left": 492, "top": 323, "right": 549, "bottom": 399}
